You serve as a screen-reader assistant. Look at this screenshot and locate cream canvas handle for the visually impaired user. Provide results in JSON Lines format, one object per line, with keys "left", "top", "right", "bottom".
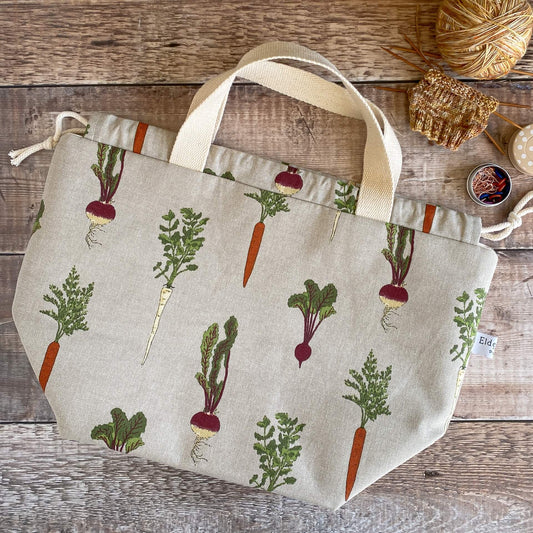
{"left": 170, "top": 42, "right": 402, "bottom": 222}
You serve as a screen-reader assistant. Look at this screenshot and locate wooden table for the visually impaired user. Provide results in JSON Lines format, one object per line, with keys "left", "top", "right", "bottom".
{"left": 1, "top": 2, "right": 532, "bottom": 531}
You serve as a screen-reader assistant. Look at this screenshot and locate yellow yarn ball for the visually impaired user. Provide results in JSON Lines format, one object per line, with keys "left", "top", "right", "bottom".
{"left": 436, "top": 0, "right": 533, "bottom": 79}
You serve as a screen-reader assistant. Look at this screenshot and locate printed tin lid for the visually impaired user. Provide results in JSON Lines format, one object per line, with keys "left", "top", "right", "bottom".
{"left": 467, "top": 164, "right": 512, "bottom": 207}
{"left": 508, "top": 124, "right": 533, "bottom": 175}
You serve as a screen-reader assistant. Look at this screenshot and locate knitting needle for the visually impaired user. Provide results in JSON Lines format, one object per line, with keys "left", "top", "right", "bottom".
{"left": 493, "top": 111, "right": 523, "bottom": 130}
{"left": 483, "top": 130, "right": 505, "bottom": 155}
{"left": 381, "top": 47, "right": 427, "bottom": 73}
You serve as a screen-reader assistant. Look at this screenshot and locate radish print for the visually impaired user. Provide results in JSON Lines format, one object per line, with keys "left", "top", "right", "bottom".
{"left": 249, "top": 412, "right": 305, "bottom": 492}
{"left": 274, "top": 165, "right": 303, "bottom": 196}
{"left": 330, "top": 180, "right": 358, "bottom": 241}
{"left": 343, "top": 350, "right": 392, "bottom": 501}
{"left": 39, "top": 266, "right": 94, "bottom": 390}
{"left": 190, "top": 316, "right": 238, "bottom": 464}
{"left": 142, "top": 208, "right": 209, "bottom": 365}
{"left": 450, "top": 289, "right": 487, "bottom": 411}
{"left": 243, "top": 190, "right": 289, "bottom": 287}
{"left": 86, "top": 143, "right": 126, "bottom": 247}
{"left": 287, "top": 280, "right": 337, "bottom": 367}
{"left": 379, "top": 223, "right": 415, "bottom": 331}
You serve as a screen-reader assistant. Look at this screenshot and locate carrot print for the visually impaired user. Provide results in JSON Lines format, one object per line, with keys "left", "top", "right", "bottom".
{"left": 86, "top": 143, "right": 126, "bottom": 247}
{"left": 343, "top": 350, "right": 392, "bottom": 501}
{"left": 330, "top": 180, "right": 358, "bottom": 241}
{"left": 142, "top": 208, "right": 209, "bottom": 365}
{"left": 190, "top": 316, "right": 238, "bottom": 464}
{"left": 39, "top": 266, "right": 94, "bottom": 390}
{"left": 91, "top": 408, "right": 147, "bottom": 454}
{"left": 379, "top": 223, "right": 415, "bottom": 331}
{"left": 274, "top": 165, "right": 303, "bottom": 196}
{"left": 288, "top": 279, "right": 337, "bottom": 367}
{"left": 450, "top": 289, "right": 487, "bottom": 410}
{"left": 243, "top": 189, "right": 289, "bottom": 287}
{"left": 249, "top": 412, "right": 305, "bottom": 492}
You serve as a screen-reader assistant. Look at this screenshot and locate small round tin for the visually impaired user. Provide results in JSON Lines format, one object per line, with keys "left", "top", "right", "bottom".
{"left": 467, "top": 164, "right": 512, "bottom": 207}
{"left": 508, "top": 124, "right": 533, "bottom": 175}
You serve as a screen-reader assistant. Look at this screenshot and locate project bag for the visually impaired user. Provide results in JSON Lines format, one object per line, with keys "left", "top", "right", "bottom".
{"left": 11, "top": 42, "right": 502, "bottom": 510}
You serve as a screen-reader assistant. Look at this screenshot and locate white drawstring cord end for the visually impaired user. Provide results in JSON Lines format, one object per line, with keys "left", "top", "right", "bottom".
{"left": 9, "top": 111, "right": 89, "bottom": 166}
{"left": 480, "top": 190, "right": 533, "bottom": 241}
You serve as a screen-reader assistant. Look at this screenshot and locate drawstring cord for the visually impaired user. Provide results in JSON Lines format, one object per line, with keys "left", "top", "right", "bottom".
{"left": 480, "top": 190, "right": 533, "bottom": 241}
{"left": 9, "top": 111, "right": 88, "bottom": 166}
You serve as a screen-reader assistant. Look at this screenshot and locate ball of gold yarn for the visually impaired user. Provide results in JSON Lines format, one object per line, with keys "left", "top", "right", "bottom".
{"left": 436, "top": 0, "right": 533, "bottom": 79}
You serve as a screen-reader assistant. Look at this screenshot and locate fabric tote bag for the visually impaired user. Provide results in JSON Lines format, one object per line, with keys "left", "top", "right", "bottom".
{"left": 11, "top": 42, "right": 506, "bottom": 510}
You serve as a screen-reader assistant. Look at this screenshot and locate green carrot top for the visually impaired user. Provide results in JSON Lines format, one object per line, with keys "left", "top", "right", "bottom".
{"left": 334, "top": 181, "right": 358, "bottom": 215}
{"left": 244, "top": 190, "right": 290, "bottom": 223}
{"left": 153, "top": 208, "right": 209, "bottom": 289}
{"left": 343, "top": 350, "right": 392, "bottom": 429}
{"left": 40, "top": 266, "right": 94, "bottom": 343}
{"left": 195, "top": 316, "right": 238, "bottom": 413}
{"left": 451, "top": 288, "right": 487, "bottom": 370}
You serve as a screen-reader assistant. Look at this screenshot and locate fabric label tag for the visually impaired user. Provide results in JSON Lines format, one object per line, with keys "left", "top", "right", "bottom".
{"left": 472, "top": 331, "right": 498, "bottom": 359}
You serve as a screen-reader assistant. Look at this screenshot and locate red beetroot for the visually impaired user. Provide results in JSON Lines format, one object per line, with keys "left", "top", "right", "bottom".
{"left": 86, "top": 200, "right": 116, "bottom": 226}
{"left": 274, "top": 165, "right": 303, "bottom": 196}
{"left": 295, "top": 342, "right": 312, "bottom": 368}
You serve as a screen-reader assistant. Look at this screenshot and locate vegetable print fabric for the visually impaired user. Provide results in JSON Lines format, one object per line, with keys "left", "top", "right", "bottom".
{"left": 12, "top": 131, "right": 497, "bottom": 510}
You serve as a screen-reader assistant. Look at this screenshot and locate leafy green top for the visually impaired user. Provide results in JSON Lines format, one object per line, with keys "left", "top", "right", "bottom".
{"left": 381, "top": 223, "right": 415, "bottom": 286}
{"left": 153, "top": 208, "right": 209, "bottom": 288}
{"left": 343, "top": 350, "right": 392, "bottom": 428}
{"left": 91, "top": 407, "right": 147, "bottom": 454}
{"left": 91, "top": 143, "right": 126, "bottom": 203}
{"left": 288, "top": 279, "right": 337, "bottom": 342}
{"left": 450, "top": 288, "right": 487, "bottom": 369}
{"left": 203, "top": 168, "right": 236, "bottom": 181}
{"left": 31, "top": 199, "right": 45, "bottom": 235}
{"left": 249, "top": 412, "right": 306, "bottom": 492}
{"left": 40, "top": 266, "right": 94, "bottom": 343}
{"left": 244, "top": 190, "right": 290, "bottom": 223}
{"left": 195, "top": 316, "right": 238, "bottom": 413}
{"left": 334, "top": 181, "right": 358, "bottom": 214}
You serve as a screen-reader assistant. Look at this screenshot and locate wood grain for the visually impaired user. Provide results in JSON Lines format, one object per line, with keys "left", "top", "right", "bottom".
{"left": 1, "top": 251, "right": 531, "bottom": 423}
{"left": 3, "top": 83, "right": 533, "bottom": 253}
{"left": 5, "top": 0, "right": 533, "bottom": 86}
{"left": 0, "top": 422, "right": 530, "bottom": 532}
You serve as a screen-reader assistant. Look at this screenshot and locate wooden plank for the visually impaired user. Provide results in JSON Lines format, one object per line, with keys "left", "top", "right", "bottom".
{"left": 1, "top": 251, "right": 531, "bottom": 423}
{"left": 2, "top": 84, "right": 533, "bottom": 253}
{"left": 0, "top": 422, "right": 530, "bottom": 532}
{"left": 5, "top": 0, "right": 533, "bottom": 86}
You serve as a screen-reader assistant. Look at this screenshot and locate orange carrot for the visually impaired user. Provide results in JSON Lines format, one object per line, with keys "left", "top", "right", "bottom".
{"left": 243, "top": 222, "right": 265, "bottom": 287}
{"left": 345, "top": 426, "right": 366, "bottom": 501}
{"left": 39, "top": 341, "right": 60, "bottom": 391}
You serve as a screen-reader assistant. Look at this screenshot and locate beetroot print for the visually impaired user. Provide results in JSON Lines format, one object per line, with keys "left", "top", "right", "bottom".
{"left": 91, "top": 408, "right": 147, "bottom": 453}
{"left": 450, "top": 288, "right": 487, "bottom": 409}
{"left": 274, "top": 165, "right": 303, "bottom": 196}
{"left": 142, "top": 208, "right": 209, "bottom": 365}
{"left": 343, "top": 350, "right": 392, "bottom": 501}
{"left": 86, "top": 143, "right": 126, "bottom": 247}
{"left": 249, "top": 412, "right": 306, "bottom": 492}
{"left": 379, "top": 223, "right": 415, "bottom": 331}
{"left": 191, "top": 316, "right": 238, "bottom": 464}
{"left": 243, "top": 190, "right": 289, "bottom": 287}
{"left": 39, "top": 266, "right": 94, "bottom": 391}
{"left": 288, "top": 280, "right": 337, "bottom": 367}
{"left": 330, "top": 180, "right": 358, "bottom": 241}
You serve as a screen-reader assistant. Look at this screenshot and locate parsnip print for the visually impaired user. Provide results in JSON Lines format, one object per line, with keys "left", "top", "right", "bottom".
{"left": 142, "top": 208, "right": 209, "bottom": 365}
{"left": 330, "top": 180, "right": 358, "bottom": 240}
